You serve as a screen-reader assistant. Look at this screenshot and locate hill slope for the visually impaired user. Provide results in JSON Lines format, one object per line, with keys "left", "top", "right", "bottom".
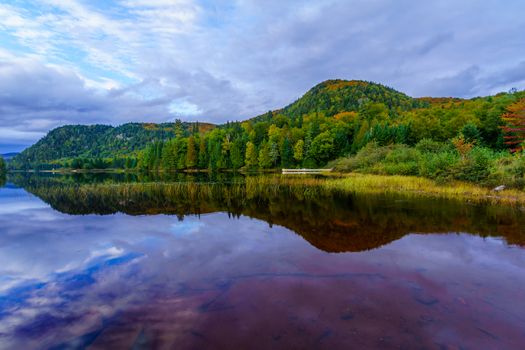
{"left": 252, "top": 79, "right": 426, "bottom": 123}
{"left": 283, "top": 79, "right": 425, "bottom": 116}
{"left": 10, "top": 122, "right": 214, "bottom": 169}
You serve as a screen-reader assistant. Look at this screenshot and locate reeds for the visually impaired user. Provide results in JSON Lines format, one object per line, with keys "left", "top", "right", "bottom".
{"left": 16, "top": 172, "right": 525, "bottom": 208}
{"left": 244, "top": 174, "right": 525, "bottom": 206}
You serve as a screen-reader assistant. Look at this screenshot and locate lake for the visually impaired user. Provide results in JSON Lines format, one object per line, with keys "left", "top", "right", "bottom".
{"left": 0, "top": 173, "right": 524, "bottom": 349}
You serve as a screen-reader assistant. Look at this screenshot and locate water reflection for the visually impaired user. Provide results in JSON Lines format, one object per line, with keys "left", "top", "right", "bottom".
{"left": 9, "top": 172, "right": 525, "bottom": 251}
{"left": 0, "top": 174, "right": 524, "bottom": 349}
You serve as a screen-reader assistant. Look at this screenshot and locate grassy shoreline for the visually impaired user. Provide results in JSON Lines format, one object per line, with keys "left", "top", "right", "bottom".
{"left": 251, "top": 173, "right": 525, "bottom": 207}
{"left": 8, "top": 170, "right": 525, "bottom": 206}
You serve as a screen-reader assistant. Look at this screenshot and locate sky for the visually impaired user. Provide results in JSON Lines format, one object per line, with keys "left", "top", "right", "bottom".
{"left": 0, "top": 0, "right": 525, "bottom": 153}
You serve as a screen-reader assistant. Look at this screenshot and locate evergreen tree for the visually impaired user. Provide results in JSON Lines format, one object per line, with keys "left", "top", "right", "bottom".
{"left": 0, "top": 156, "right": 6, "bottom": 175}
{"left": 186, "top": 135, "right": 197, "bottom": 168}
{"left": 174, "top": 119, "right": 184, "bottom": 138}
{"left": 175, "top": 139, "right": 187, "bottom": 169}
{"left": 161, "top": 140, "right": 177, "bottom": 169}
{"left": 198, "top": 137, "right": 208, "bottom": 169}
{"left": 280, "top": 137, "right": 293, "bottom": 168}
{"left": 230, "top": 138, "right": 245, "bottom": 169}
{"left": 208, "top": 140, "right": 222, "bottom": 170}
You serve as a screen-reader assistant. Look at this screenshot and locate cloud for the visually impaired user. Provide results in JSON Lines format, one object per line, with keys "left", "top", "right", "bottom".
{"left": 0, "top": 0, "right": 525, "bottom": 150}
{"left": 482, "top": 60, "right": 525, "bottom": 93}
{"left": 419, "top": 65, "right": 481, "bottom": 97}
{"left": 0, "top": 57, "right": 173, "bottom": 151}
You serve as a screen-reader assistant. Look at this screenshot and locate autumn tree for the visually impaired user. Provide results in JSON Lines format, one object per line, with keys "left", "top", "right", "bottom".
{"left": 501, "top": 99, "right": 525, "bottom": 152}
{"left": 452, "top": 134, "right": 474, "bottom": 160}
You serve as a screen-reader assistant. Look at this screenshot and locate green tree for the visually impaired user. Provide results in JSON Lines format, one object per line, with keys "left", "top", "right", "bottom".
{"left": 0, "top": 156, "right": 5, "bottom": 187}
{"left": 461, "top": 123, "right": 482, "bottom": 144}
{"left": 293, "top": 139, "right": 304, "bottom": 164}
{"left": 161, "top": 140, "right": 177, "bottom": 169}
{"left": 245, "top": 141, "right": 258, "bottom": 169}
{"left": 175, "top": 139, "right": 188, "bottom": 169}
{"left": 230, "top": 138, "right": 245, "bottom": 169}
{"left": 129, "top": 158, "right": 138, "bottom": 169}
{"left": 208, "top": 139, "right": 222, "bottom": 170}
{"left": 186, "top": 135, "right": 197, "bottom": 168}
{"left": 269, "top": 141, "right": 279, "bottom": 167}
{"left": 0, "top": 156, "right": 6, "bottom": 175}
{"left": 258, "top": 141, "right": 272, "bottom": 168}
{"left": 174, "top": 119, "right": 184, "bottom": 138}
{"left": 198, "top": 137, "right": 208, "bottom": 168}
{"left": 280, "top": 137, "right": 293, "bottom": 168}
{"left": 309, "top": 131, "right": 335, "bottom": 165}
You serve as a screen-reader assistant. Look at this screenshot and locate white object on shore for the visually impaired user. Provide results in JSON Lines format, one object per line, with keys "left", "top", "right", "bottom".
{"left": 282, "top": 168, "right": 333, "bottom": 174}
{"left": 493, "top": 185, "right": 506, "bottom": 192}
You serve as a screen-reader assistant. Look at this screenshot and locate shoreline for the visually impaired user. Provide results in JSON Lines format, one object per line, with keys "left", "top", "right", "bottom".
{"left": 6, "top": 170, "right": 525, "bottom": 207}
{"left": 248, "top": 173, "right": 525, "bottom": 207}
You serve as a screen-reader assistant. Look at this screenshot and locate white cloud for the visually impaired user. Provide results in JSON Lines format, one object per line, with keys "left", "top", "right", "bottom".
{"left": 0, "top": 0, "right": 525, "bottom": 150}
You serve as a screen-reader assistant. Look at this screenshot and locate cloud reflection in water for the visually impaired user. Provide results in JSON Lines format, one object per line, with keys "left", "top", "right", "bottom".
{"left": 0, "top": 186, "right": 524, "bottom": 349}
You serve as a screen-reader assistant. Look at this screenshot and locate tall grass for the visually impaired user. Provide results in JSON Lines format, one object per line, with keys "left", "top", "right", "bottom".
{"left": 15, "top": 171, "right": 525, "bottom": 209}
{"left": 245, "top": 174, "right": 525, "bottom": 206}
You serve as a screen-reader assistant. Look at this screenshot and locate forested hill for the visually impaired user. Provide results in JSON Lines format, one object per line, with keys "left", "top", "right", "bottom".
{"left": 9, "top": 79, "right": 525, "bottom": 171}
{"left": 10, "top": 122, "right": 214, "bottom": 169}
{"left": 251, "top": 80, "right": 426, "bottom": 123}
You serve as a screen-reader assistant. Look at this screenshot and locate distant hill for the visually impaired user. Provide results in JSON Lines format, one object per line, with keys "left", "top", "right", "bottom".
{"left": 10, "top": 122, "right": 214, "bottom": 169}
{"left": 1, "top": 152, "right": 19, "bottom": 161}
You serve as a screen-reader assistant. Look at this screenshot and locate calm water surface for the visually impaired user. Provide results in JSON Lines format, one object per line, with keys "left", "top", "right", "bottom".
{"left": 0, "top": 173, "right": 524, "bottom": 349}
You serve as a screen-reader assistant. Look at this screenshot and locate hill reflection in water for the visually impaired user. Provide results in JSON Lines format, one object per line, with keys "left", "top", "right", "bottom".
{"left": 10, "top": 172, "right": 525, "bottom": 252}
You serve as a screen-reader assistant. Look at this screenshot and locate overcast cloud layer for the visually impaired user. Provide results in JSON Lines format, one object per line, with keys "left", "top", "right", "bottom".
{"left": 1, "top": 0, "right": 525, "bottom": 152}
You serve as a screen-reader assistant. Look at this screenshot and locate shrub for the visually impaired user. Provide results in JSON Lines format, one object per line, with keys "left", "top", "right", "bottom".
{"left": 332, "top": 142, "right": 523, "bottom": 189}
{"left": 450, "top": 147, "right": 494, "bottom": 183}
{"left": 418, "top": 151, "right": 459, "bottom": 180}
{"left": 385, "top": 145, "right": 421, "bottom": 163}
{"left": 488, "top": 153, "right": 525, "bottom": 188}
{"left": 333, "top": 142, "right": 390, "bottom": 172}
{"left": 415, "top": 139, "right": 448, "bottom": 154}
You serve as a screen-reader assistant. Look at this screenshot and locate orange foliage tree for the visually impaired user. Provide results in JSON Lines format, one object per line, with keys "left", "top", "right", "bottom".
{"left": 501, "top": 99, "right": 525, "bottom": 152}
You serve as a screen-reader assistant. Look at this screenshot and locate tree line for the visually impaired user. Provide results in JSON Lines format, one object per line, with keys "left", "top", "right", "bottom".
{"left": 8, "top": 80, "right": 525, "bottom": 172}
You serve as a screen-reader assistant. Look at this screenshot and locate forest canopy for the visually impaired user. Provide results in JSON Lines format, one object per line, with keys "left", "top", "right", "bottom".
{"left": 9, "top": 80, "right": 525, "bottom": 175}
